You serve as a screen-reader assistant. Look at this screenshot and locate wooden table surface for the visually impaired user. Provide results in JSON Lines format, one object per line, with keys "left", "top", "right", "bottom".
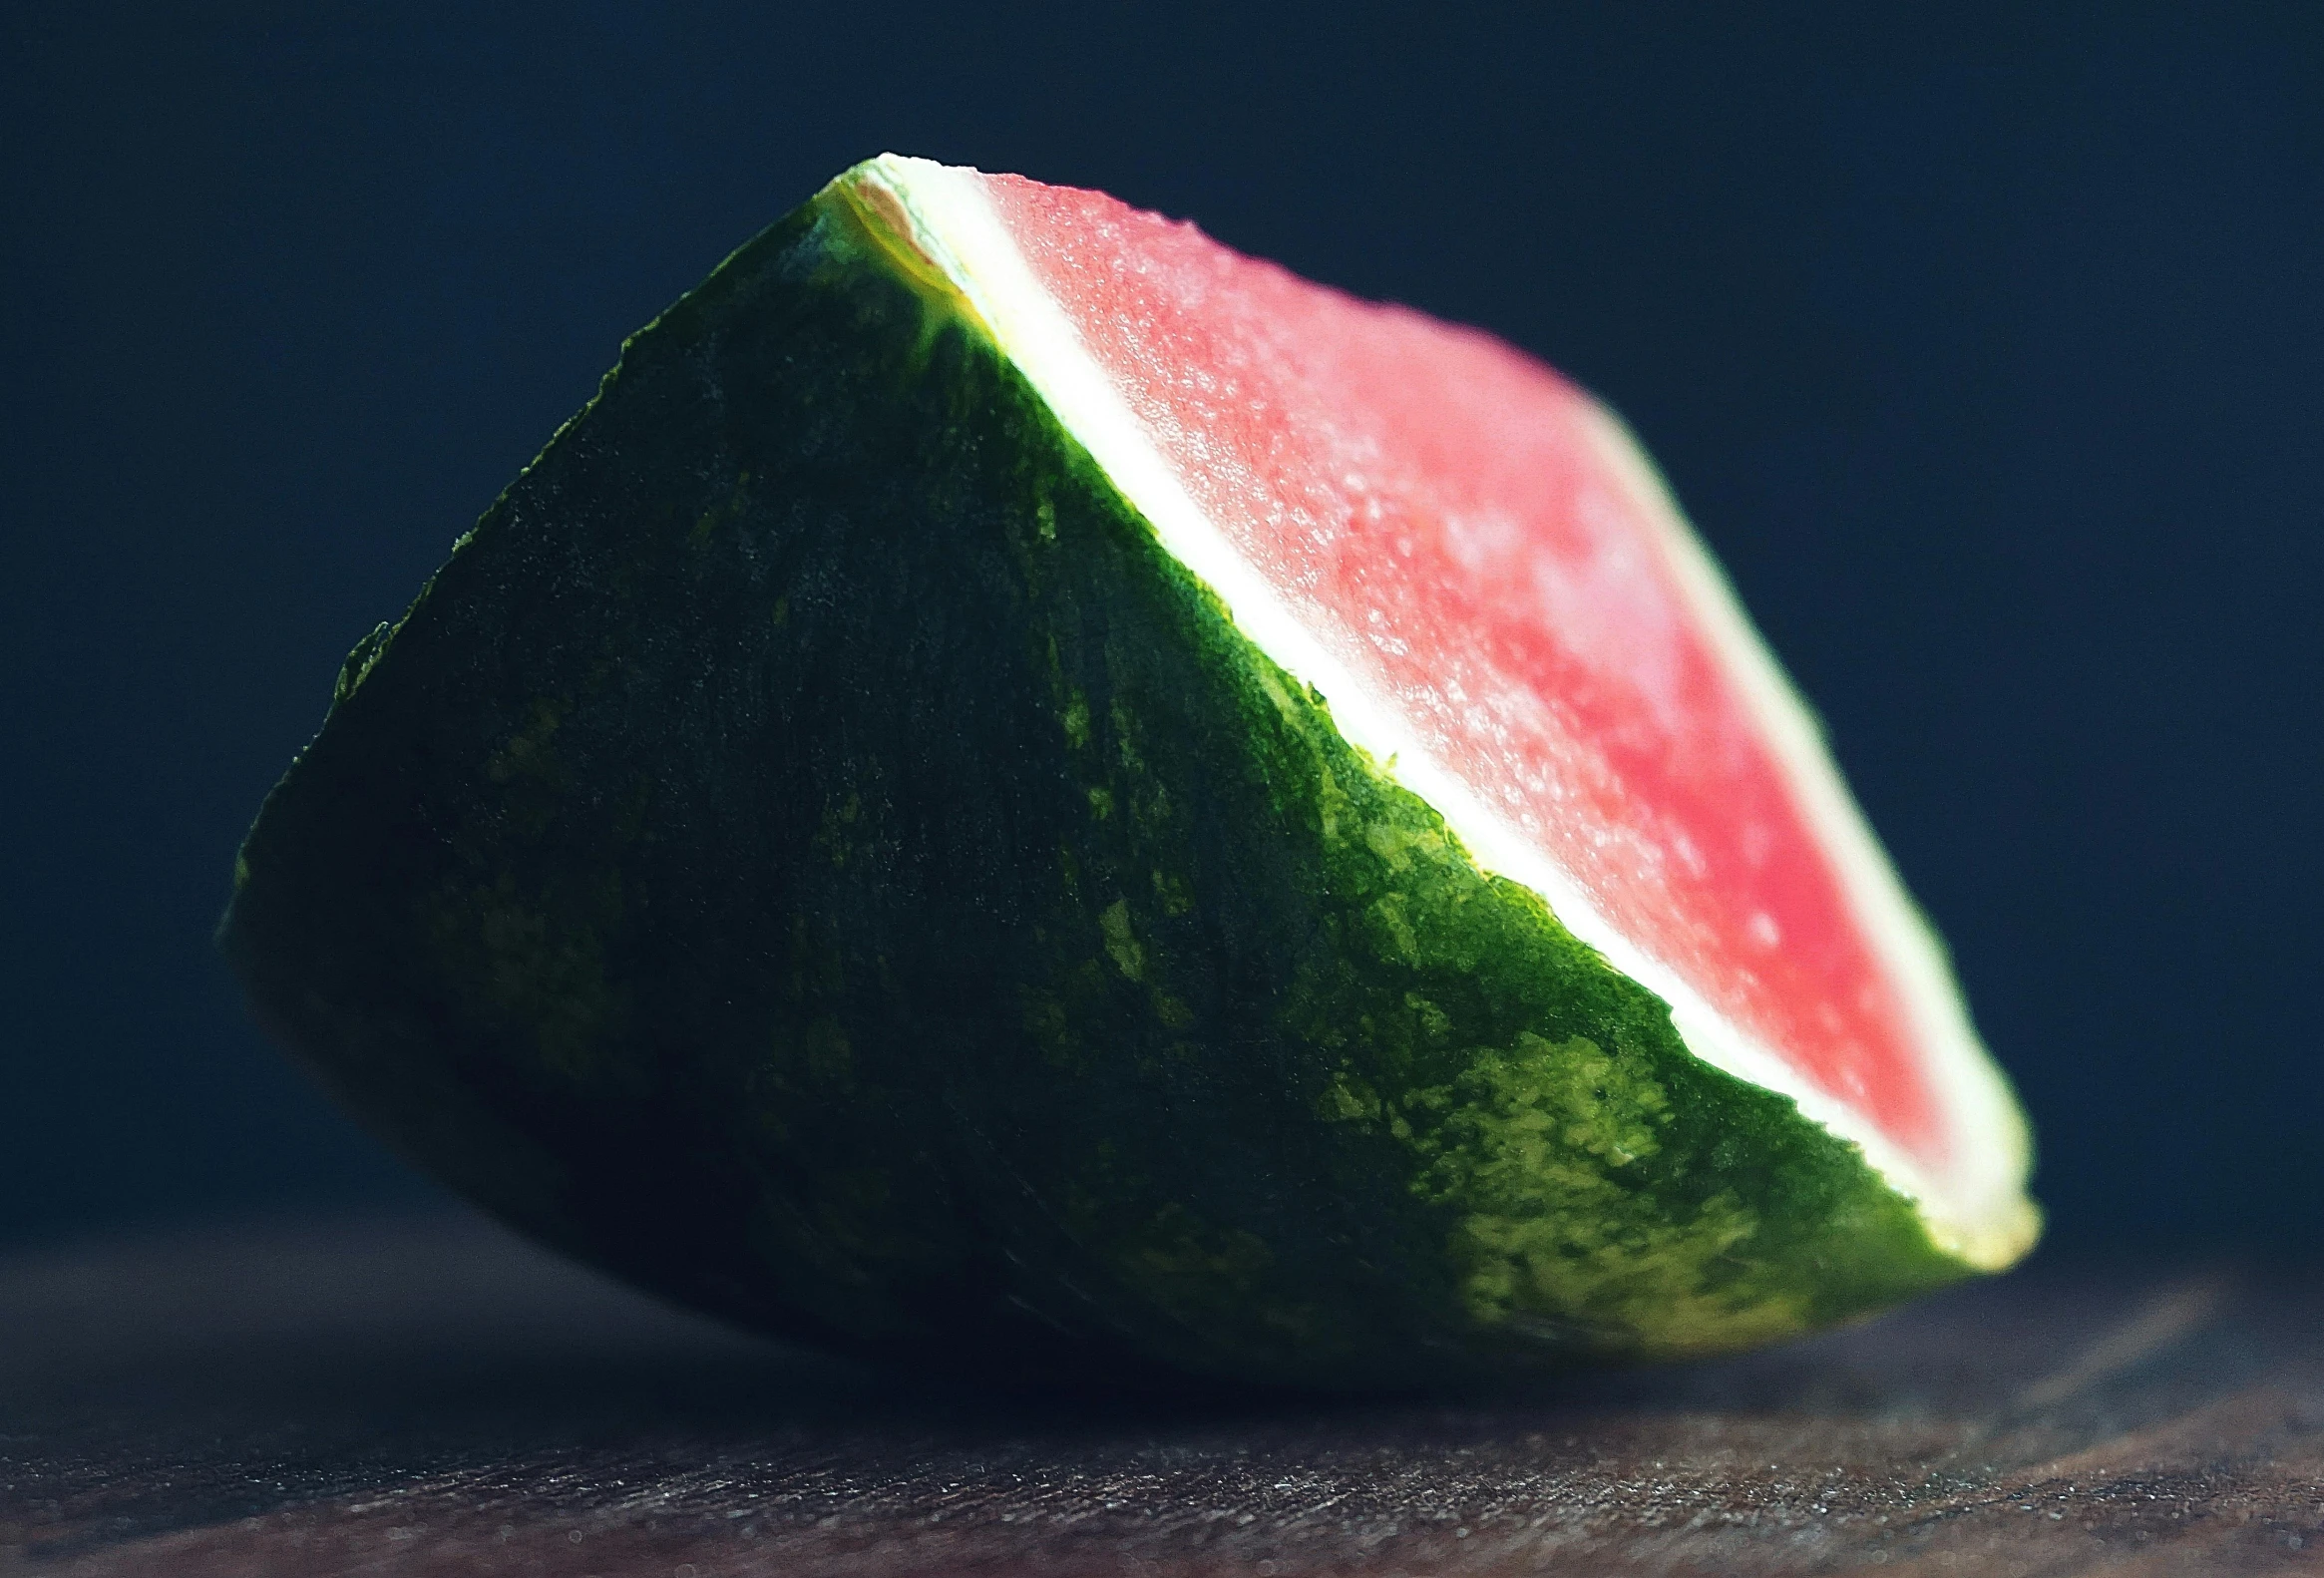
{"left": 0, "top": 1213, "right": 2316, "bottom": 1576}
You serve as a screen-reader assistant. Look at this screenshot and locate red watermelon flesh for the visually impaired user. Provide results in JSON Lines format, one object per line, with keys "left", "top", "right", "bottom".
{"left": 863, "top": 159, "right": 2029, "bottom": 1259}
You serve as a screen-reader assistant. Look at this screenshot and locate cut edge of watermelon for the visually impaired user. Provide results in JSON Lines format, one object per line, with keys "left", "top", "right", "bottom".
{"left": 832, "top": 155, "right": 2039, "bottom": 1273}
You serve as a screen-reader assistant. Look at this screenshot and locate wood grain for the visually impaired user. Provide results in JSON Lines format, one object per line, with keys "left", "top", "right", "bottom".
{"left": 1, "top": 1215, "right": 2316, "bottom": 1575}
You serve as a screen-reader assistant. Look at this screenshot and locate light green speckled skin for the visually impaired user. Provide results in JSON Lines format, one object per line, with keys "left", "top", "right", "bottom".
{"left": 220, "top": 183, "right": 1974, "bottom": 1391}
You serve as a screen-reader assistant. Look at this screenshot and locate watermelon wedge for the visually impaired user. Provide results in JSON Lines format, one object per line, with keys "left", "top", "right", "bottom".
{"left": 222, "top": 155, "right": 2038, "bottom": 1388}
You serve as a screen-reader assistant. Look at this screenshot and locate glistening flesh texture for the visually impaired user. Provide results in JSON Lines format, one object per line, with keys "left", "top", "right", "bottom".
{"left": 221, "top": 162, "right": 2032, "bottom": 1390}
{"left": 876, "top": 160, "right": 2031, "bottom": 1263}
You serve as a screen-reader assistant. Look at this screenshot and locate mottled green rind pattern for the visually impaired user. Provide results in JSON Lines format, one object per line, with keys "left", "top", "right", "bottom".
{"left": 220, "top": 185, "right": 1974, "bottom": 1390}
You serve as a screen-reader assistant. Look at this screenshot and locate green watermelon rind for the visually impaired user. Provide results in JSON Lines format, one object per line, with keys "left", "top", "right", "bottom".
{"left": 221, "top": 174, "right": 1982, "bottom": 1391}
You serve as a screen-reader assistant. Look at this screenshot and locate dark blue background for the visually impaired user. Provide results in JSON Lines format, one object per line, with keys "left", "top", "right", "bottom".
{"left": 5, "top": 3, "right": 2318, "bottom": 1255}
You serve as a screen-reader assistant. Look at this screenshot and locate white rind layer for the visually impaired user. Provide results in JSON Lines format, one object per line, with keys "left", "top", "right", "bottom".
{"left": 841, "top": 154, "right": 2038, "bottom": 1271}
{"left": 1579, "top": 413, "right": 2036, "bottom": 1267}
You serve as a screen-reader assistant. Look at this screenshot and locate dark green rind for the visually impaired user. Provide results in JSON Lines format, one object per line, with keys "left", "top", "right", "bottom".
{"left": 220, "top": 179, "right": 1973, "bottom": 1390}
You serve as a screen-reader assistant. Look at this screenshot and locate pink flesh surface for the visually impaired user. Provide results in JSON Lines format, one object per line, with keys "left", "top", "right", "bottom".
{"left": 979, "top": 174, "right": 1946, "bottom": 1166}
